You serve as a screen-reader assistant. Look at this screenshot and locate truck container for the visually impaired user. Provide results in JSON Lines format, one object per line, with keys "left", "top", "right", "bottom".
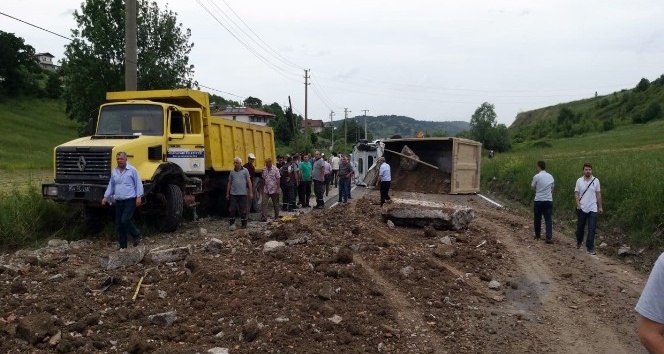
{"left": 42, "top": 89, "right": 275, "bottom": 231}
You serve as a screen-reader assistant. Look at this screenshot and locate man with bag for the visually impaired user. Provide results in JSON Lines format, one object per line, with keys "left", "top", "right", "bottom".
{"left": 574, "top": 163, "right": 603, "bottom": 255}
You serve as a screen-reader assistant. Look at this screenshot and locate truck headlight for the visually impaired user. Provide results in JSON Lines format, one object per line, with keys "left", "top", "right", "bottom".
{"left": 45, "top": 186, "right": 59, "bottom": 196}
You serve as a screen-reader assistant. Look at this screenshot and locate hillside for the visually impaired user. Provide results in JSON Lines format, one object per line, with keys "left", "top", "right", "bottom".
{"left": 334, "top": 115, "right": 469, "bottom": 139}
{"left": 0, "top": 98, "right": 78, "bottom": 170}
{"left": 509, "top": 75, "right": 664, "bottom": 142}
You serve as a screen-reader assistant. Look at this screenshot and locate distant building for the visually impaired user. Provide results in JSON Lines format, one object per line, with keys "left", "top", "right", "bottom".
{"left": 300, "top": 119, "right": 324, "bottom": 133}
{"left": 211, "top": 106, "right": 275, "bottom": 126}
{"left": 34, "top": 52, "right": 58, "bottom": 71}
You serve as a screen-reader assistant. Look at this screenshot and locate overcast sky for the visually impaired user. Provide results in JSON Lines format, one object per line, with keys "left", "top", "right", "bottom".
{"left": 3, "top": 0, "right": 664, "bottom": 125}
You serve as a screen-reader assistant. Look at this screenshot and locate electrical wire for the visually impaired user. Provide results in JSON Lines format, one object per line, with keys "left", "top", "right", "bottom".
{"left": 1, "top": 11, "right": 72, "bottom": 41}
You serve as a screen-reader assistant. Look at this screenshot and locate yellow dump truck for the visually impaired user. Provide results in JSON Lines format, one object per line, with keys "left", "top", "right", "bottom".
{"left": 42, "top": 89, "right": 276, "bottom": 231}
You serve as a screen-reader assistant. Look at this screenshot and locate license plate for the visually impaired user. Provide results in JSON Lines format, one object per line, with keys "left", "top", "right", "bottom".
{"left": 68, "top": 185, "right": 91, "bottom": 193}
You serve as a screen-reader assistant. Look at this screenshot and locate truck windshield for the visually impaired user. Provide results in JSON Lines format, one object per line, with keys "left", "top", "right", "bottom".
{"left": 97, "top": 104, "right": 164, "bottom": 136}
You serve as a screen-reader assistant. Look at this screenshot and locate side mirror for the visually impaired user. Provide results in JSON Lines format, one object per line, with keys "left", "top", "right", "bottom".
{"left": 86, "top": 117, "right": 96, "bottom": 136}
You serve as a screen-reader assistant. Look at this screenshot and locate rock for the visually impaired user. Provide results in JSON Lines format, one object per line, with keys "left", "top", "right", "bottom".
{"left": 229, "top": 224, "right": 237, "bottom": 231}
{"left": 48, "top": 331, "right": 61, "bottom": 346}
{"left": 440, "top": 236, "right": 453, "bottom": 245}
{"left": 433, "top": 245, "right": 456, "bottom": 259}
{"left": 205, "top": 238, "right": 225, "bottom": 253}
{"left": 157, "top": 290, "right": 167, "bottom": 299}
{"left": 275, "top": 317, "right": 290, "bottom": 323}
{"left": 599, "top": 242, "right": 608, "bottom": 248}
{"left": 400, "top": 265, "right": 414, "bottom": 277}
{"left": 16, "top": 312, "right": 57, "bottom": 345}
{"left": 328, "top": 314, "right": 343, "bottom": 324}
{"left": 284, "top": 236, "right": 309, "bottom": 246}
{"left": 0, "top": 264, "right": 19, "bottom": 275}
{"left": 423, "top": 226, "right": 437, "bottom": 238}
{"left": 263, "top": 241, "right": 285, "bottom": 253}
{"left": 334, "top": 247, "right": 354, "bottom": 264}
{"left": 488, "top": 280, "right": 502, "bottom": 290}
{"left": 70, "top": 240, "right": 92, "bottom": 249}
{"left": 399, "top": 145, "right": 420, "bottom": 171}
{"left": 149, "top": 245, "right": 193, "bottom": 264}
{"left": 208, "top": 348, "right": 230, "bottom": 354}
{"left": 387, "top": 220, "right": 395, "bottom": 229}
{"left": 318, "top": 282, "right": 334, "bottom": 300}
{"left": 618, "top": 246, "right": 632, "bottom": 257}
{"left": 199, "top": 227, "right": 208, "bottom": 237}
{"left": 127, "top": 333, "right": 149, "bottom": 353}
{"left": 148, "top": 310, "right": 176, "bottom": 326}
{"left": 100, "top": 248, "right": 146, "bottom": 270}
{"left": 47, "top": 239, "right": 69, "bottom": 248}
{"left": 242, "top": 319, "right": 260, "bottom": 342}
{"left": 382, "top": 200, "right": 475, "bottom": 230}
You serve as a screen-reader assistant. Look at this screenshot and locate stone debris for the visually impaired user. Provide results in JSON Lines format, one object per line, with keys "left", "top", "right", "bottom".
{"left": 382, "top": 200, "right": 475, "bottom": 230}
{"left": 599, "top": 242, "right": 608, "bottom": 248}
{"left": 263, "top": 241, "right": 285, "bottom": 252}
{"left": 318, "top": 282, "right": 334, "bottom": 300}
{"left": 440, "top": 236, "right": 453, "bottom": 245}
{"left": 284, "top": 235, "right": 310, "bottom": 246}
{"left": 149, "top": 245, "right": 193, "bottom": 264}
{"left": 433, "top": 245, "right": 457, "bottom": 259}
{"left": 148, "top": 310, "right": 176, "bottom": 326}
{"left": 401, "top": 265, "right": 414, "bottom": 277}
{"left": 387, "top": 220, "right": 395, "bottom": 229}
{"left": 100, "top": 248, "right": 146, "bottom": 270}
{"left": 488, "top": 280, "right": 502, "bottom": 290}
{"left": 208, "top": 348, "right": 229, "bottom": 354}
{"left": 617, "top": 246, "right": 633, "bottom": 257}
{"left": 16, "top": 313, "right": 57, "bottom": 345}
{"left": 328, "top": 314, "right": 343, "bottom": 324}
{"left": 205, "top": 238, "right": 225, "bottom": 253}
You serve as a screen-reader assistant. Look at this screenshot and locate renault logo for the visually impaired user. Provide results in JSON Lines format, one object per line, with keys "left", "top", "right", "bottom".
{"left": 77, "top": 156, "right": 87, "bottom": 171}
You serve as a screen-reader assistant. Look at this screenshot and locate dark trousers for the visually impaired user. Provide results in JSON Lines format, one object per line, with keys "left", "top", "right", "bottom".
{"left": 115, "top": 199, "right": 140, "bottom": 248}
{"left": 228, "top": 194, "right": 248, "bottom": 226}
{"left": 332, "top": 170, "right": 339, "bottom": 187}
{"left": 576, "top": 210, "right": 598, "bottom": 251}
{"left": 314, "top": 180, "right": 325, "bottom": 207}
{"left": 324, "top": 174, "right": 331, "bottom": 195}
{"left": 299, "top": 180, "right": 311, "bottom": 207}
{"left": 380, "top": 181, "right": 391, "bottom": 206}
{"left": 533, "top": 200, "right": 553, "bottom": 239}
{"left": 338, "top": 178, "right": 351, "bottom": 202}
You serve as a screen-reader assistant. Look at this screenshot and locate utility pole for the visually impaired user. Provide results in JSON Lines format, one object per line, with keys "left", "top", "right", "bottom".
{"left": 344, "top": 108, "right": 351, "bottom": 146}
{"left": 125, "top": 0, "right": 137, "bottom": 91}
{"left": 304, "top": 69, "right": 310, "bottom": 122}
{"left": 330, "top": 110, "right": 335, "bottom": 150}
{"left": 361, "top": 109, "right": 369, "bottom": 140}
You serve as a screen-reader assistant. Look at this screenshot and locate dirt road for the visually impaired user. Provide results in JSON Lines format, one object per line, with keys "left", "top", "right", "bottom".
{"left": 0, "top": 188, "right": 648, "bottom": 353}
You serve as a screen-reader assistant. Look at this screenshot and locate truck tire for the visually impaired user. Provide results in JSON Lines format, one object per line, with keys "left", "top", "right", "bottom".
{"left": 160, "top": 184, "right": 183, "bottom": 232}
{"left": 251, "top": 177, "right": 263, "bottom": 213}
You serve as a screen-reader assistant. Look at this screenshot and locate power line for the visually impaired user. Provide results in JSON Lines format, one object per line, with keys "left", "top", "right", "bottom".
{"left": 0, "top": 11, "right": 72, "bottom": 41}
{"left": 197, "top": 84, "right": 245, "bottom": 98}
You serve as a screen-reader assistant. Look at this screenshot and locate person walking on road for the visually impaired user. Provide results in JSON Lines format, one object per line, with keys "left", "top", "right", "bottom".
{"left": 574, "top": 163, "right": 603, "bottom": 255}
{"left": 337, "top": 155, "right": 354, "bottom": 203}
{"left": 636, "top": 252, "right": 664, "bottom": 353}
{"left": 376, "top": 157, "right": 392, "bottom": 206}
{"left": 260, "top": 157, "right": 281, "bottom": 221}
{"left": 102, "top": 151, "right": 143, "bottom": 249}
{"left": 227, "top": 157, "right": 253, "bottom": 229}
{"left": 299, "top": 154, "right": 312, "bottom": 207}
{"left": 312, "top": 151, "right": 326, "bottom": 209}
{"left": 531, "top": 160, "right": 555, "bottom": 244}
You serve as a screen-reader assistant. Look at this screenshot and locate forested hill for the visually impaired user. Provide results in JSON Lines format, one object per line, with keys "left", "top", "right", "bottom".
{"left": 334, "top": 115, "right": 469, "bottom": 139}
{"left": 509, "top": 75, "right": 664, "bottom": 142}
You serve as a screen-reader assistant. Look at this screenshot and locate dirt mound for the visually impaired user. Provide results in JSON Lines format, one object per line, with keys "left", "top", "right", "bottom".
{"left": 390, "top": 160, "right": 451, "bottom": 194}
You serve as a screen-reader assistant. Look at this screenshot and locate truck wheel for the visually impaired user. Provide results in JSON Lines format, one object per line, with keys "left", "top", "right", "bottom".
{"left": 160, "top": 184, "right": 183, "bottom": 232}
{"left": 251, "top": 177, "right": 263, "bottom": 213}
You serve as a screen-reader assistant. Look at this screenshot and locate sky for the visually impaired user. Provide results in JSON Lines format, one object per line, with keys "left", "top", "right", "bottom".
{"left": 3, "top": 0, "right": 664, "bottom": 126}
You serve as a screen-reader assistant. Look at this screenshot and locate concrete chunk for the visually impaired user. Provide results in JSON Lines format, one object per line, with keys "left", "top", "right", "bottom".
{"left": 149, "top": 245, "right": 193, "bottom": 264}
{"left": 100, "top": 248, "right": 146, "bottom": 270}
{"left": 382, "top": 199, "right": 474, "bottom": 230}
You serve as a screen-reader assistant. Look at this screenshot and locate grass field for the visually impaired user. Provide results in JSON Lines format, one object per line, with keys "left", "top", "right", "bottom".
{"left": 482, "top": 119, "right": 664, "bottom": 246}
{"left": 0, "top": 97, "right": 78, "bottom": 170}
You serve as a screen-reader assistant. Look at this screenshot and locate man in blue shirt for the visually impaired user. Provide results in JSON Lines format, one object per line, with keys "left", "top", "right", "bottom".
{"left": 377, "top": 157, "right": 392, "bottom": 206}
{"left": 531, "top": 160, "right": 555, "bottom": 243}
{"left": 102, "top": 151, "right": 144, "bottom": 249}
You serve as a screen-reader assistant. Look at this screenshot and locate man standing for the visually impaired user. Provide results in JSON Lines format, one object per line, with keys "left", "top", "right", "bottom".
{"left": 574, "top": 163, "right": 603, "bottom": 255}
{"left": 299, "top": 153, "right": 312, "bottom": 207}
{"left": 636, "top": 252, "right": 664, "bottom": 353}
{"left": 102, "top": 151, "right": 143, "bottom": 249}
{"left": 331, "top": 152, "right": 340, "bottom": 188}
{"left": 244, "top": 153, "right": 256, "bottom": 211}
{"left": 337, "top": 156, "right": 354, "bottom": 203}
{"left": 227, "top": 157, "right": 253, "bottom": 229}
{"left": 324, "top": 156, "right": 332, "bottom": 196}
{"left": 260, "top": 157, "right": 280, "bottom": 221}
{"left": 312, "top": 151, "right": 326, "bottom": 209}
{"left": 531, "top": 160, "right": 555, "bottom": 244}
{"left": 377, "top": 157, "right": 392, "bottom": 206}
{"left": 280, "top": 156, "right": 297, "bottom": 211}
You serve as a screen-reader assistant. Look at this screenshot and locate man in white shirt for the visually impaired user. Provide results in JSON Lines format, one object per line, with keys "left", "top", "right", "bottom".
{"left": 574, "top": 163, "right": 603, "bottom": 255}
{"left": 531, "top": 160, "right": 555, "bottom": 244}
{"left": 376, "top": 157, "right": 392, "bottom": 206}
{"left": 636, "top": 252, "right": 664, "bottom": 353}
{"left": 331, "top": 152, "right": 340, "bottom": 188}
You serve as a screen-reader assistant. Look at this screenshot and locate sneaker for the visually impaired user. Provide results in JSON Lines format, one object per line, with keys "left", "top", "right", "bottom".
{"left": 576, "top": 243, "right": 582, "bottom": 249}
{"left": 545, "top": 239, "right": 553, "bottom": 244}
{"left": 533, "top": 236, "right": 541, "bottom": 240}
{"left": 260, "top": 216, "right": 268, "bottom": 222}
{"left": 133, "top": 237, "right": 142, "bottom": 247}
{"left": 587, "top": 250, "right": 597, "bottom": 255}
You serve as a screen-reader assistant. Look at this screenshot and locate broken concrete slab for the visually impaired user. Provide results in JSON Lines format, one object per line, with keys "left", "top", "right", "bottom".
{"left": 382, "top": 198, "right": 475, "bottom": 230}
{"left": 263, "top": 241, "right": 285, "bottom": 253}
{"left": 100, "top": 248, "right": 146, "bottom": 270}
{"left": 149, "top": 245, "right": 193, "bottom": 264}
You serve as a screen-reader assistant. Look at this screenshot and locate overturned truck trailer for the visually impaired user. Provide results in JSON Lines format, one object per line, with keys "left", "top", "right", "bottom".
{"left": 363, "top": 137, "right": 481, "bottom": 194}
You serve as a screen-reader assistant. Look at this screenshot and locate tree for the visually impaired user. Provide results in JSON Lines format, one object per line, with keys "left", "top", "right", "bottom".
{"left": 0, "top": 31, "right": 41, "bottom": 97}
{"left": 61, "top": 0, "right": 195, "bottom": 131}
{"left": 635, "top": 78, "right": 650, "bottom": 92}
{"left": 244, "top": 96, "right": 262, "bottom": 108}
{"left": 469, "top": 102, "right": 497, "bottom": 145}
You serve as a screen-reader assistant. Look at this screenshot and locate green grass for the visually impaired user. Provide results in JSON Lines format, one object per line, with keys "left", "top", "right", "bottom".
{"left": 0, "top": 97, "right": 78, "bottom": 170}
{"left": 482, "top": 119, "right": 664, "bottom": 246}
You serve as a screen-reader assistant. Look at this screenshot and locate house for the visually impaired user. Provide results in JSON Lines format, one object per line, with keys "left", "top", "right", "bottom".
{"left": 211, "top": 106, "right": 275, "bottom": 126}
{"left": 300, "top": 119, "right": 324, "bottom": 133}
{"left": 34, "top": 52, "right": 58, "bottom": 71}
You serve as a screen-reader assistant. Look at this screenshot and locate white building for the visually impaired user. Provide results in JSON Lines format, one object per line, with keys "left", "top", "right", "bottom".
{"left": 211, "top": 106, "right": 275, "bottom": 126}
{"left": 34, "top": 52, "right": 58, "bottom": 71}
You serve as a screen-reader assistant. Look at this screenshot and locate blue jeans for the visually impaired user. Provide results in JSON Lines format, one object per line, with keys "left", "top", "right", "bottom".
{"left": 338, "top": 178, "right": 350, "bottom": 202}
{"left": 115, "top": 198, "right": 140, "bottom": 248}
{"left": 533, "top": 201, "right": 553, "bottom": 239}
{"left": 576, "top": 209, "right": 598, "bottom": 251}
